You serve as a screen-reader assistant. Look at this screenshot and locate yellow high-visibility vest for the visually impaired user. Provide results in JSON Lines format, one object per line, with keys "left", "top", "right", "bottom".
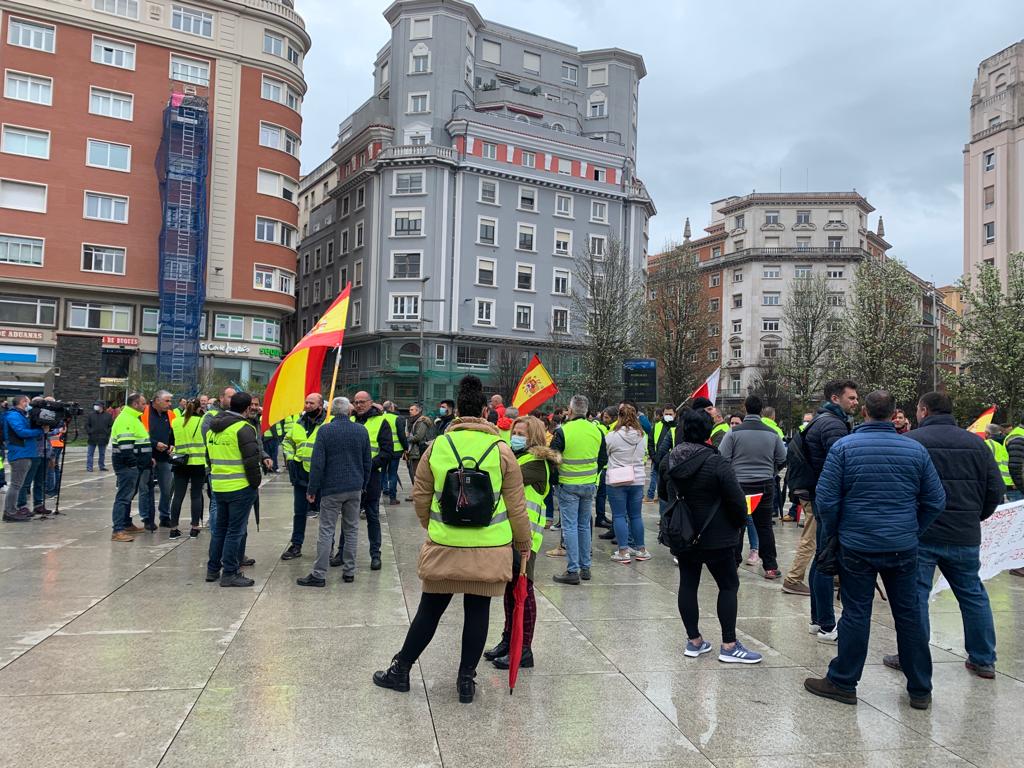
{"left": 517, "top": 452, "right": 549, "bottom": 553}
{"left": 559, "top": 418, "right": 603, "bottom": 485}
{"left": 383, "top": 412, "right": 403, "bottom": 453}
{"left": 986, "top": 439, "right": 1013, "bottom": 489}
{"left": 206, "top": 420, "right": 254, "bottom": 493}
{"left": 172, "top": 415, "right": 206, "bottom": 467}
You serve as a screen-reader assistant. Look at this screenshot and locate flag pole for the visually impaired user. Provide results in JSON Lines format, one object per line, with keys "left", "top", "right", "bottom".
{"left": 327, "top": 344, "right": 342, "bottom": 404}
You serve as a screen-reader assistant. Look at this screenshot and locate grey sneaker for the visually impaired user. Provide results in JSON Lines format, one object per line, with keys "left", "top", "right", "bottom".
{"left": 220, "top": 573, "right": 255, "bottom": 587}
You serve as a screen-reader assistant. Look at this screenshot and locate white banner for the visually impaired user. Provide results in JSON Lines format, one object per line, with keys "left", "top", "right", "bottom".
{"left": 931, "top": 499, "right": 1024, "bottom": 597}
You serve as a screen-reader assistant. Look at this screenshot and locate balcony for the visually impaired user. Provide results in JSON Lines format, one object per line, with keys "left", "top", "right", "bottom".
{"left": 237, "top": 0, "right": 305, "bottom": 30}
{"left": 376, "top": 144, "right": 457, "bottom": 164}
{"left": 711, "top": 246, "right": 870, "bottom": 266}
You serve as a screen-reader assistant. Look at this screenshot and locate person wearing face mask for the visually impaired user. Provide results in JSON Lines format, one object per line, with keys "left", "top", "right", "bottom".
{"left": 85, "top": 401, "right": 113, "bottom": 472}
{"left": 646, "top": 404, "right": 676, "bottom": 504}
{"left": 434, "top": 399, "right": 455, "bottom": 434}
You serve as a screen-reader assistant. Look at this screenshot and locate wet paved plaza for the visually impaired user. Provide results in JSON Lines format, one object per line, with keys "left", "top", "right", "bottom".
{"left": 2, "top": 447, "right": 1023, "bottom": 768}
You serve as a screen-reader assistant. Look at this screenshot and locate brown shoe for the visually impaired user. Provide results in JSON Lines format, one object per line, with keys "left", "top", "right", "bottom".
{"left": 125, "top": 523, "right": 144, "bottom": 532}
{"left": 545, "top": 547, "right": 566, "bottom": 558}
{"left": 803, "top": 676, "right": 856, "bottom": 705}
{"left": 781, "top": 515, "right": 795, "bottom": 522}
{"left": 781, "top": 579, "right": 811, "bottom": 596}
{"left": 111, "top": 531, "right": 135, "bottom": 542}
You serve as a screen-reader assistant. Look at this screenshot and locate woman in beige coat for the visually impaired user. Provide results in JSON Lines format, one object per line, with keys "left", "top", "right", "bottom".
{"left": 373, "top": 376, "right": 531, "bottom": 703}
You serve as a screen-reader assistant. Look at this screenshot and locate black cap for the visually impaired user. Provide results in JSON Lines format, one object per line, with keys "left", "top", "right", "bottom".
{"left": 692, "top": 396, "right": 713, "bottom": 410}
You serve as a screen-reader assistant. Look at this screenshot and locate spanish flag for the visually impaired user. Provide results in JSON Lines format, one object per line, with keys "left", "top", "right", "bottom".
{"left": 261, "top": 285, "right": 351, "bottom": 432}
{"left": 511, "top": 354, "right": 558, "bottom": 415}
{"left": 745, "top": 493, "right": 763, "bottom": 516}
{"left": 966, "top": 406, "right": 996, "bottom": 437}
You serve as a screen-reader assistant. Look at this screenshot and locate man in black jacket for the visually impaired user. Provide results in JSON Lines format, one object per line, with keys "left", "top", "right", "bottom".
{"left": 85, "top": 401, "right": 113, "bottom": 472}
{"left": 882, "top": 391, "right": 1005, "bottom": 679}
{"left": 1007, "top": 416, "right": 1024, "bottom": 503}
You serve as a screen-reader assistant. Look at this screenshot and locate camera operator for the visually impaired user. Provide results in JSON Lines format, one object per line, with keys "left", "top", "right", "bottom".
{"left": 140, "top": 390, "right": 176, "bottom": 531}
{"left": 3, "top": 395, "right": 47, "bottom": 522}
{"left": 24, "top": 398, "right": 54, "bottom": 517}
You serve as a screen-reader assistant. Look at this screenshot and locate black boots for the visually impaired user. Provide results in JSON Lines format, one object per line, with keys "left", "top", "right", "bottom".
{"left": 457, "top": 668, "right": 476, "bottom": 704}
{"left": 493, "top": 648, "right": 533, "bottom": 670}
{"left": 373, "top": 655, "right": 411, "bottom": 692}
{"left": 484, "top": 637, "right": 510, "bottom": 661}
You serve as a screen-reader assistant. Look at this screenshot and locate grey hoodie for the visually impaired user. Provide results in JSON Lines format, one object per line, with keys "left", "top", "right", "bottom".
{"left": 605, "top": 426, "right": 646, "bottom": 486}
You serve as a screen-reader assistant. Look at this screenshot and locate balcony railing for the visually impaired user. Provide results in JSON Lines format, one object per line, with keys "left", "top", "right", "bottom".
{"left": 376, "top": 145, "right": 457, "bottom": 162}
{"left": 708, "top": 246, "right": 869, "bottom": 261}
{"left": 239, "top": 0, "right": 305, "bottom": 29}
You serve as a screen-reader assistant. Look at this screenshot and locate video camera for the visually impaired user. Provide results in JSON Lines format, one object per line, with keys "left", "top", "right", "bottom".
{"left": 29, "top": 398, "right": 83, "bottom": 428}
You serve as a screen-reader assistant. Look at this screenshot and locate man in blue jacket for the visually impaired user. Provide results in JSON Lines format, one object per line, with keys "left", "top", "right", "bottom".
{"left": 3, "top": 396, "right": 46, "bottom": 523}
{"left": 804, "top": 390, "right": 946, "bottom": 710}
{"left": 882, "top": 391, "right": 1004, "bottom": 679}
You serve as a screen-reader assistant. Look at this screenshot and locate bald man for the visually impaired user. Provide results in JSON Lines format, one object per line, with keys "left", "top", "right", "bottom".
{"left": 333, "top": 391, "right": 393, "bottom": 571}
{"left": 281, "top": 393, "right": 326, "bottom": 561}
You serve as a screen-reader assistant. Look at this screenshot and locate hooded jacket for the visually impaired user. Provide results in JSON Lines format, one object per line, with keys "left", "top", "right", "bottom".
{"left": 660, "top": 442, "right": 747, "bottom": 551}
{"left": 605, "top": 426, "right": 647, "bottom": 486}
{"left": 207, "top": 410, "right": 262, "bottom": 489}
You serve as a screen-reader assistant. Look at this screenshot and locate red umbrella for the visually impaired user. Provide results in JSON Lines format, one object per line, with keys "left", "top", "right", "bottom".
{"left": 508, "top": 554, "right": 529, "bottom": 694}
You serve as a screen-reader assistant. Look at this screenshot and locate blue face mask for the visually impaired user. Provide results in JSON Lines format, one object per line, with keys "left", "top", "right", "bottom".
{"left": 510, "top": 435, "right": 527, "bottom": 451}
{"left": 439, "top": 407, "right": 448, "bottom": 416}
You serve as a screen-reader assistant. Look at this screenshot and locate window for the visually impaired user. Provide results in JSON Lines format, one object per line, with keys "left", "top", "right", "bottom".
{"left": 259, "top": 122, "right": 299, "bottom": 156}
{"left": 350, "top": 299, "right": 361, "bottom": 327}
{"left": 411, "top": 52, "right": 430, "bottom": 74}
{"left": 589, "top": 235, "right": 606, "bottom": 258}
{"left": 214, "top": 314, "right": 244, "bottom": 340}
{"left": 312, "top": 280, "right": 320, "bottom": 304}
{"left": 327, "top": 240, "right": 335, "bottom": 265}
{"left": 826, "top": 293, "right": 845, "bottom": 307}
{"left": 339, "top": 229, "right": 350, "bottom": 254}
{"left": 0, "top": 295, "right": 55, "bottom": 326}
{"left": 0, "top": 235, "right": 43, "bottom": 266}
{"left": 8, "top": 19, "right": 55, "bottom": 52}
{"left": 87, "top": 139, "right": 131, "bottom": 172}
{"left": 762, "top": 292, "right": 780, "bottom": 306}
{"left": 301, "top": 252, "right": 310, "bottom": 274}
{"left": 69, "top": 301, "right": 131, "bottom": 332}
{"left": 93, "top": 0, "right": 138, "bottom": 19}
{"left": 796, "top": 237, "right": 811, "bottom": 251}
{"left": 732, "top": 320, "right": 742, "bottom": 334}
{"left": 408, "top": 92, "right": 429, "bottom": 113}
{"left": 732, "top": 294, "right": 743, "bottom": 309}
{"left": 592, "top": 167, "right": 607, "bottom": 182}
{"left": 984, "top": 151, "right": 995, "bottom": 171}
{"left": 587, "top": 65, "right": 608, "bottom": 87}
{"left": 826, "top": 210, "right": 844, "bottom": 225}
{"left": 764, "top": 211, "right": 780, "bottom": 226}
{"left": 984, "top": 222, "right": 995, "bottom": 244}
{"left": 708, "top": 349, "right": 719, "bottom": 362}
{"left": 795, "top": 264, "right": 812, "bottom": 278}
{"left": 734, "top": 214, "right": 745, "bottom": 230}
{"left": 826, "top": 266, "right": 845, "bottom": 279}
{"left": 88, "top": 87, "right": 133, "bottom": 121}
{"left": 457, "top": 345, "right": 489, "bottom": 368}
{"left": 354, "top": 260, "right": 363, "bottom": 287}
{"left": 514, "top": 303, "right": 534, "bottom": 330}
{"left": 796, "top": 210, "right": 811, "bottom": 225}
{"left": 552, "top": 307, "right": 569, "bottom": 334}
{"left": 82, "top": 191, "right": 124, "bottom": 221}
{"left": 561, "top": 62, "right": 578, "bottom": 84}
{"left": 356, "top": 186, "right": 366, "bottom": 209}
{"left": 708, "top": 323, "right": 720, "bottom": 337}
{"left": 481, "top": 40, "right": 501, "bottom": 64}
{"left": 340, "top": 195, "right": 350, "bottom": 217}
{"left": 390, "top": 293, "right": 420, "bottom": 321}
{"left": 731, "top": 345, "right": 742, "bottom": 360}
{"left": 92, "top": 37, "right": 135, "bottom": 69}
{"left": 254, "top": 217, "right": 295, "bottom": 247}
{"left": 732, "top": 269, "right": 743, "bottom": 283}
{"left": 708, "top": 298, "right": 720, "bottom": 312}
{"left": 482, "top": 142, "right": 498, "bottom": 160}
{"left": 521, "top": 150, "right": 536, "bottom": 168}
{"left": 394, "top": 171, "right": 424, "bottom": 195}
{"left": 557, "top": 158, "right": 571, "bottom": 175}
{"left": 314, "top": 247, "right": 322, "bottom": 270}
{"left": 555, "top": 193, "right": 573, "bottom": 218}
{"left": 253, "top": 265, "right": 294, "bottom": 294}
{"left": 476, "top": 258, "right": 495, "bottom": 287}
{"left": 262, "top": 75, "right": 283, "bottom": 102}
{"left": 554, "top": 229, "right": 572, "bottom": 256}
{"left": 517, "top": 223, "right": 536, "bottom": 252}
{"left": 523, "top": 51, "right": 541, "bottom": 73}
{"left": 170, "top": 55, "right": 209, "bottom": 85}
{"left": 762, "top": 319, "right": 780, "bottom": 332}
{"left": 475, "top": 298, "right": 495, "bottom": 326}
{"left": 984, "top": 185, "right": 995, "bottom": 209}
{"left": 477, "top": 217, "right": 496, "bottom": 245}
{"left": 252, "top": 318, "right": 280, "bottom": 343}
{"left": 588, "top": 95, "right": 607, "bottom": 118}
{"left": 828, "top": 236, "right": 843, "bottom": 250}
{"left": 82, "top": 244, "right": 125, "bottom": 274}
{"left": 410, "top": 16, "right": 432, "bottom": 39}
{"left": 733, "top": 239, "right": 744, "bottom": 251}
{"left": 171, "top": 5, "right": 213, "bottom": 38}
{"left": 393, "top": 209, "right": 424, "bottom": 237}
{"left": 142, "top": 308, "right": 159, "bottom": 335}
{"left": 553, "top": 268, "right": 570, "bottom": 295}
{"left": 263, "top": 31, "right": 284, "bottom": 57}
{"left": 518, "top": 186, "right": 537, "bottom": 212}
{"left": 591, "top": 200, "right": 608, "bottom": 223}
{"left": 338, "top": 265, "right": 349, "bottom": 288}
{"left": 1, "top": 126, "right": 49, "bottom": 159}
{"left": 391, "top": 251, "right": 421, "bottom": 279}
{"left": 479, "top": 178, "right": 498, "bottom": 204}
{"left": 257, "top": 169, "right": 298, "bottom": 202}
{"left": 516, "top": 263, "right": 535, "bottom": 291}
{"left": 5, "top": 72, "right": 52, "bottom": 105}
{"left": 763, "top": 265, "right": 781, "bottom": 279}
{"left": 709, "top": 273, "right": 721, "bottom": 288}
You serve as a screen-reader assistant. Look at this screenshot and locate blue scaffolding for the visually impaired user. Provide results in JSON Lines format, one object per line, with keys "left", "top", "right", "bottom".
{"left": 156, "top": 91, "right": 209, "bottom": 392}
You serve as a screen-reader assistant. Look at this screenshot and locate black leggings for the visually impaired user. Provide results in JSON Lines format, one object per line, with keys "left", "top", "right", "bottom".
{"left": 676, "top": 547, "right": 740, "bottom": 644}
{"left": 170, "top": 466, "right": 205, "bottom": 527}
{"left": 398, "top": 592, "right": 491, "bottom": 672}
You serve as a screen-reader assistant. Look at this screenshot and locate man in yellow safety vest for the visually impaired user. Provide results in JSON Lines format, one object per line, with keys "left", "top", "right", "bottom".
{"left": 380, "top": 401, "right": 409, "bottom": 506}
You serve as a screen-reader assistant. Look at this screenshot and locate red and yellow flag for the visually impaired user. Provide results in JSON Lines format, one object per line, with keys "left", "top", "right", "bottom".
{"left": 966, "top": 406, "right": 996, "bottom": 437}
{"left": 511, "top": 354, "right": 558, "bottom": 415}
{"left": 261, "top": 285, "right": 351, "bottom": 432}
{"left": 745, "top": 493, "right": 763, "bottom": 516}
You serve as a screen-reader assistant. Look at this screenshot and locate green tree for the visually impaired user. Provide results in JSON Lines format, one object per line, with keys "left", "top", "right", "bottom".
{"left": 775, "top": 273, "right": 845, "bottom": 410}
{"left": 955, "top": 252, "right": 1024, "bottom": 423}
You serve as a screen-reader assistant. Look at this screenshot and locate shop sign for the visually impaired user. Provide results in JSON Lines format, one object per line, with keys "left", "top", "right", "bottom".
{"left": 259, "top": 347, "right": 282, "bottom": 358}
{"left": 102, "top": 336, "right": 139, "bottom": 347}
{"left": 200, "top": 341, "right": 251, "bottom": 355}
{"left": 0, "top": 329, "right": 44, "bottom": 341}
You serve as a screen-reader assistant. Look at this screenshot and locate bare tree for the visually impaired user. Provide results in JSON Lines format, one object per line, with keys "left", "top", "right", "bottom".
{"left": 571, "top": 237, "right": 644, "bottom": 408}
{"left": 493, "top": 345, "right": 529, "bottom": 404}
{"left": 644, "top": 242, "right": 712, "bottom": 405}
{"left": 776, "top": 273, "right": 845, "bottom": 410}
{"left": 748, "top": 354, "right": 786, "bottom": 414}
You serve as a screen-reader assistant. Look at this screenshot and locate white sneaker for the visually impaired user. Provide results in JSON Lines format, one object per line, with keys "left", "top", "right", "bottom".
{"left": 816, "top": 628, "right": 838, "bottom": 643}
{"left": 746, "top": 549, "right": 760, "bottom": 566}
{"left": 808, "top": 622, "right": 821, "bottom": 635}
{"left": 611, "top": 550, "right": 631, "bottom": 563}
{"left": 632, "top": 548, "right": 652, "bottom": 561}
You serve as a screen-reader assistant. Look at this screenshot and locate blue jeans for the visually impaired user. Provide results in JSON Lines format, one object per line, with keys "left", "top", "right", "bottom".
{"left": 18, "top": 457, "right": 44, "bottom": 508}
{"left": 139, "top": 461, "right": 174, "bottom": 522}
{"left": 646, "top": 466, "right": 658, "bottom": 500}
{"left": 828, "top": 547, "right": 932, "bottom": 698}
{"left": 112, "top": 466, "right": 140, "bottom": 531}
{"left": 917, "top": 541, "right": 996, "bottom": 666}
{"left": 809, "top": 520, "right": 837, "bottom": 631}
{"left": 745, "top": 516, "right": 759, "bottom": 550}
{"left": 557, "top": 484, "right": 595, "bottom": 573}
{"left": 382, "top": 456, "right": 401, "bottom": 501}
{"left": 208, "top": 486, "right": 257, "bottom": 576}
{"left": 46, "top": 447, "right": 62, "bottom": 494}
{"left": 544, "top": 487, "right": 555, "bottom": 523}
{"left": 87, "top": 442, "right": 107, "bottom": 471}
{"left": 595, "top": 472, "right": 608, "bottom": 524}
{"left": 609, "top": 484, "right": 645, "bottom": 550}
{"left": 263, "top": 437, "right": 280, "bottom": 471}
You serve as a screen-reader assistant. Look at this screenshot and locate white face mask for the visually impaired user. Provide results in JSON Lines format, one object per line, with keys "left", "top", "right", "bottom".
{"left": 94, "top": 405, "right": 103, "bottom": 412}
{"left": 664, "top": 414, "right": 675, "bottom": 423}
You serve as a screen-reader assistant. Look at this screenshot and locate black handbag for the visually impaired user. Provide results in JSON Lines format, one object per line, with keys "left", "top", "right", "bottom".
{"left": 438, "top": 435, "right": 501, "bottom": 527}
{"left": 815, "top": 533, "right": 840, "bottom": 576}
{"left": 169, "top": 452, "right": 189, "bottom": 468}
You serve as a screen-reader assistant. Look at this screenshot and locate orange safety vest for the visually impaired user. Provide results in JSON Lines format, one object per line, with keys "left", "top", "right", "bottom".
{"left": 49, "top": 432, "right": 65, "bottom": 449}
{"left": 140, "top": 405, "right": 177, "bottom": 432}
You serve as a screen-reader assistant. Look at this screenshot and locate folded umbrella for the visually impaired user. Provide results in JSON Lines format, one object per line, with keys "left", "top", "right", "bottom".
{"left": 508, "top": 553, "right": 529, "bottom": 694}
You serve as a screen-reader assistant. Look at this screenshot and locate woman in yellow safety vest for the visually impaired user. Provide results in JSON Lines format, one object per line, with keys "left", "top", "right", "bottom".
{"left": 169, "top": 398, "right": 207, "bottom": 540}
{"left": 373, "top": 375, "right": 532, "bottom": 704}
{"left": 484, "top": 414, "right": 561, "bottom": 671}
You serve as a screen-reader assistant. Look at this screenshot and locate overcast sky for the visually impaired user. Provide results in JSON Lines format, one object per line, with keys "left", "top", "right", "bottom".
{"left": 297, "top": 0, "right": 1021, "bottom": 286}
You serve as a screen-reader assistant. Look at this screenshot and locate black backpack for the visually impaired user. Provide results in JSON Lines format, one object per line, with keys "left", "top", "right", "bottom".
{"left": 658, "top": 453, "right": 719, "bottom": 553}
{"left": 438, "top": 435, "right": 502, "bottom": 527}
{"left": 784, "top": 421, "right": 818, "bottom": 495}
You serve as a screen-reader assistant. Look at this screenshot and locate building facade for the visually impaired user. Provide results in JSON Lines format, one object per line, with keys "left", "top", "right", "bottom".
{"left": 0, "top": 0, "right": 309, "bottom": 403}
{"left": 293, "top": 0, "right": 655, "bottom": 404}
{"left": 963, "top": 40, "right": 1024, "bottom": 286}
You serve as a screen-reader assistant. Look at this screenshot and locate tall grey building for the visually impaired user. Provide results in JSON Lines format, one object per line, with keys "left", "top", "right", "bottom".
{"left": 293, "top": 0, "right": 655, "bottom": 404}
